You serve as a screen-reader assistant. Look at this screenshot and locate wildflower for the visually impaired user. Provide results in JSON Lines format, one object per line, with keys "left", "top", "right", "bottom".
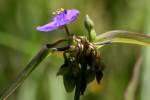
{"left": 36, "top": 8, "right": 80, "bottom": 32}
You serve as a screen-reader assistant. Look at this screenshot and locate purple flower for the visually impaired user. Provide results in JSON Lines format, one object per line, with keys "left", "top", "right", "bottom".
{"left": 36, "top": 9, "right": 80, "bottom": 32}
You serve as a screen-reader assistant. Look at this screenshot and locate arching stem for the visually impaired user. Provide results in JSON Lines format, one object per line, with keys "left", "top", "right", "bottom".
{"left": 64, "top": 25, "right": 72, "bottom": 45}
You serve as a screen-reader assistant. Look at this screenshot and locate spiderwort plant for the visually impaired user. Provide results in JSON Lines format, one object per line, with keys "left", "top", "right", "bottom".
{"left": 0, "top": 8, "right": 150, "bottom": 100}
{"left": 36, "top": 8, "right": 80, "bottom": 36}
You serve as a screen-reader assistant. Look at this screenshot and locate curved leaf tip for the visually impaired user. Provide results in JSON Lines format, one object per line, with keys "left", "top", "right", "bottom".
{"left": 95, "top": 30, "right": 150, "bottom": 46}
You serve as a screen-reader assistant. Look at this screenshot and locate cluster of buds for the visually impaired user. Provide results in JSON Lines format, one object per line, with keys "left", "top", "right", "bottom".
{"left": 57, "top": 35, "right": 104, "bottom": 94}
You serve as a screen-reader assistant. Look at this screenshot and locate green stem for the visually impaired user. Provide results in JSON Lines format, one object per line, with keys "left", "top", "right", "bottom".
{"left": 64, "top": 25, "right": 72, "bottom": 45}
{"left": 74, "top": 56, "right": 87, "bottom": 100}
{"left": 64, "top": 25, "right": 71, "bottom": 37}
{"left": 74, "top": 78, "right": 81, "bottom": 100}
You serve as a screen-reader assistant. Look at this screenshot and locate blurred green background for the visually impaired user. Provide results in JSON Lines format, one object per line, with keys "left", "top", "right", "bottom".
{"left": 0, "top": 0, "right": 150, "bottom": 100}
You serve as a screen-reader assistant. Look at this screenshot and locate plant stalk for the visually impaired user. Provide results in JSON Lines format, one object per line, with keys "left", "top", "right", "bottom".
{"left": 74, "top": 78, "right": 81, "bottom": 100}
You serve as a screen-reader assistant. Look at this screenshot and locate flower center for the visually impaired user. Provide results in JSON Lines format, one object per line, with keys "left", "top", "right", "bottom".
{"left": 52, "top": 8, "right": 68, "bottom": 26}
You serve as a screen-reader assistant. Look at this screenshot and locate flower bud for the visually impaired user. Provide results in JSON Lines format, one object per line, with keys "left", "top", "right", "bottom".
{"left": 84, "top": 15, "right": 96, "bottom": 42}
{"left": 84, "top": 15, "right": 94, "bottom": 30}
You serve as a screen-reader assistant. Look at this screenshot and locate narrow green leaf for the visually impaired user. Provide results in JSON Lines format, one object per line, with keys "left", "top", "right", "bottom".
{"left": 0, "top": 39, "right": 68, "bottom": 99}
{"left": 95, "top": 30, "right": 150, "bottom": 46}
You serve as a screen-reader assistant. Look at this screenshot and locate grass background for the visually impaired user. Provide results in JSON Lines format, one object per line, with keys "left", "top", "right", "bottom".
{"left": 0, "top": 0, "right": 150, "bottom": 100}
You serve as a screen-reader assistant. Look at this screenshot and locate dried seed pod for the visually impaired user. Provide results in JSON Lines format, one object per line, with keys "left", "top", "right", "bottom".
{"left": 86, "top": 69, "right": 95, "bottom": 83}
{"left": 63, "top": 74, "right": 76, "bottom": 92}
{"left": 95, "top": 70, "right": 103, "bottom": 84}
{"left": 57, "top": 35, "right": 105, "bottom": 95}
{"left": 57, "top": 64, "right": 69, "bottom": 76}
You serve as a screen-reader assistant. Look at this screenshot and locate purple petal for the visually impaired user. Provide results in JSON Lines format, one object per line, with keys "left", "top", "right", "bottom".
{"left": 53, "top": 9, "right": 80, "bottom": 26}
{"left": 36, "top": 9, "right": 80, "bottom": 32}
{"left": 36, "top": 21, "right": 58, "bottom": 32}
{"left": 65, "top": 9, "right": 80, "bottom": 22}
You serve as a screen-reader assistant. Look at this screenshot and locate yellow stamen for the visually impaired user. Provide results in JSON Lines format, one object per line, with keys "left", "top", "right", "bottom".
{"left": 56, "top": 10, "right": 61, "bottom": 14}
{"left": 52, "top": 12, "right": 56, "bottom": 15}
{"left": 60, "top": 8, "right": 64, "bottom": 11}
{"left": 52, "top": 8, "right": 65, "bottom": 15}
